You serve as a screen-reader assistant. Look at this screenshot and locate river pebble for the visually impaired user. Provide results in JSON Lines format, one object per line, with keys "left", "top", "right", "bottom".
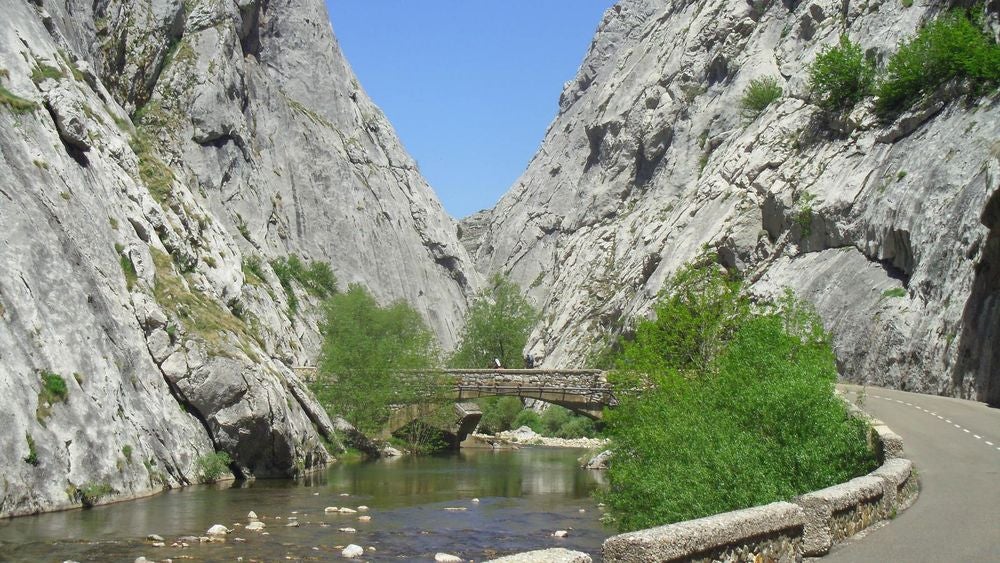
{"left": 146, "top": 534, "right": 164, "bottom": 542}
{"left": 435, "top": 553, "right": 463, "bottom": 562}
{"left": 342, "top": 544, "right": 364, "bottom": 558}
{"left": 552, "top": 530, "right": 569, "bottom": 538}
{"left": 357, "top": 505, "right": 368, "bottom": 511}
{"left": 339, "top": 507, "right": 357, "bottom": 514}
{"left": 339, "top": 527, "right": 356, "bottom": 533}
{"left": 358, "top": 515, "right": 371, "bottom": 522}
{"left": 324, "top": 506, "right": 339, "bottom": 512}
{"left": 247, "top": 511, "right": 258, "bottom": 519}
{"left": 443, "top": 507, "right": 467, "bottom": 512}
{"left": 286, "top": 521, "right": 299, "bottom": 527}
{"left": 206, "top": 524, "right": 229, "bottom": 536}
{"left": 246, "top": 521, "right": 266, "bottom": 531}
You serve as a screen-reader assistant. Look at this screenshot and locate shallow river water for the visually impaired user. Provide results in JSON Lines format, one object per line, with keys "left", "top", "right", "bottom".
{"left": 0, "top": 447, "right": 610, "bottom": 562}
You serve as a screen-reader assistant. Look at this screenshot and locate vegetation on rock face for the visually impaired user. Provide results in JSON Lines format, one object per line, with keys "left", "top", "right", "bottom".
{"left": 0, "top": 84, "right": 37, "bottom": 113}
{"left": 312, "top": 285, "right": 442, "bottom": 437}
{"left": 78, "top": 482, "right": 114, "bottom": 507}
{"left": 875, "top": 8, "right": 1000, "bottom": 115}
{"left": 36, "top": 371, "right": 69, "bottom": 421}
{"left": 740, "top": 76, "right": 783, "bottom": 119}
{"left": 809, "top": 35, "right": 876, "bottom": 111}
{"left": 196, "top": 452, "right": 232, "bottom": 482}
{"left": 23, "top": 434, "right": 39, "bottom": 466}
{"left": 151, "top": 248, "right": 261, "bottom": 358}
{"left": 130, "top": 131, "right": 174, "bottom": 204}
{"left": 450, "top": 274, "right": 538, "bottom": 369}
{"left": 270, "top": 255, "right": 338, "bottom": 316}
{"left": 601, "top": 257, "right": 877, "bottom": 532}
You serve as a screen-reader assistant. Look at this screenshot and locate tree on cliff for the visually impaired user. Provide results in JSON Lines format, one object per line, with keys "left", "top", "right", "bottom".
{"left": 449, "top": 274, "right": 538, "bottom": 369}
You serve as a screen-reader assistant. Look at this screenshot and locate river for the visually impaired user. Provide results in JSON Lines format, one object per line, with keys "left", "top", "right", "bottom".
{"left": 0, "top": 447, "right": 609, "bottom": 561}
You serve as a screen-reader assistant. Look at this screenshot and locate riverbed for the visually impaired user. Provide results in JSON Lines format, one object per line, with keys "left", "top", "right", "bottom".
{"left": 0, "top": 447, "right": 609, "bottom": 561}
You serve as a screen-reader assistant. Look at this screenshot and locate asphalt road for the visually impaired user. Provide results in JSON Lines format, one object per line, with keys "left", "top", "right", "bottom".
{"left": 826, "top": 385, "right": 1000, "bottom": 562}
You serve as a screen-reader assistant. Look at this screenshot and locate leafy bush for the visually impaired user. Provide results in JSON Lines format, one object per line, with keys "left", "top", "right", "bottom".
{"left": 512, "top": 409, "right": 543, "bottom": 433}
{"left": 116, "top": 244, "right": 138, "bottom": 290}
{"left": 555, "top": 416, "right": 596, "bottom": 439}
{"left": 808, "top": 34, "right": 876, "bottom": 111}
{"left": 602, "top": 261, "right": 877, "bottom": 531}
{"left": 242, "top": 255, "right": 265, "bottom": 285}
{"left": 196, "top": 452, "right": 232, "bottom": 482}
{"left": 312, "top": 284, "right": 441, "bottom": 435}
{"left": 875, "top": 9, "right": 1000, "bottom": 115}
{"left": 79, "top": 482, "right": 114, "bottom": 507}
{"left": 271, "top": 255, "right": 338, "bottom": 315}
{"left": 740, "top": 76, "right": 783, "bottom": 119}
{"left": 24, "top": 434, "right": 39, "bottom": 466}
{"left": 476, "top": 396, "right": 525, "bottom": 434}
{"left": 450, "top": 275, "right": 538, "bottom": 368}
{"left": 40, "top": 371, "right": 69, "bottom": 402}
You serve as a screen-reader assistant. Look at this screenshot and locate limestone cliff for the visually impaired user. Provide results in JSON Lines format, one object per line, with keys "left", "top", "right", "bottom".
{"left": 465, "top": 0, "right": 999, "bottom": 405}
{"left": 0, "top": 0, "right": 477, "bottom": 517}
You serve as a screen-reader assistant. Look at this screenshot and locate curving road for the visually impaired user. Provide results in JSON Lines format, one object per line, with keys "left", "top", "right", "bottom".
{"left": 827, "top": 385, "right": 1000, "bottom": 562}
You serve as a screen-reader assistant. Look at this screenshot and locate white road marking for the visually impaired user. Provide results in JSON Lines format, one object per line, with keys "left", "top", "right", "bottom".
{"left": 963, "top": 428, "right": 970, "bottom": 433}
{"left": 955, "top": 424, "right": 962, "bottom": 429}
{"left": 987, "top": 441, "right": 995, "bottom": 446}
{"left": 973, "top": 435, "right": 981, "bottom": 440}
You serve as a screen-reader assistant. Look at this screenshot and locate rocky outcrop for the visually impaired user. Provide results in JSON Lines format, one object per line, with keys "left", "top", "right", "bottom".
{"left": 0, "top": 0, "right": 476, "bottom": 516}
{"left": 464, "top": 0, "right": 999, "bottom": 404}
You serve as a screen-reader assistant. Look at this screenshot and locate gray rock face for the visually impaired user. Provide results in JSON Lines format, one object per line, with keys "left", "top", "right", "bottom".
{"left": 0, "top": 0, "right": 476, "bottom": 516}
{"left": 464, "top": 0, "right": 999, "bottom": 404}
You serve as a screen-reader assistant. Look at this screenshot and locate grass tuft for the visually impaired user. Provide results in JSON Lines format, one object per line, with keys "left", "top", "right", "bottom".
{"left": 740, "top": 76, "right": 783, "bottom": 119}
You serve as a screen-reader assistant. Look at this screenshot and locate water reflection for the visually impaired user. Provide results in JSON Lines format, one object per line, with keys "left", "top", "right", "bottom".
{"left": 0, "top": 447, "right": 609, "bottom": 561}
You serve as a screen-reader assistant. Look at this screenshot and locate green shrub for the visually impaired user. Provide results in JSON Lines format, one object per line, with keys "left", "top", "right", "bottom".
{"left": 79, "top": 482, "right": 113, "bottom": 507}
{"left": 555, "top": 416, "right": 596, "bottom": 439}
{"left": 270, "top": 255, "right": 338, "bottom": 315}
{"left": 875, "top": 9, "right": 1000, "bottom": 115}
{"left": 512, "top": 409, "right": 543, "bottom": 433}
{"left": 602, "top": 262, "right": 877, "bottom": 531}
{"left": 116, "top": 245, "right": 138, "bottom": 290}
{"left": 122, "top": 445, "right": 133, "bottom": 463}
{"left": 808, "top": 35, "right": 876, "bottom": 111}
{"left": 24, "top": 434, "right": 39, "bottom": 466}
{"left": 740, "top": 76, "right": 783, "bottom": 119}
{"left": 541, "top": 404, "right": 573, "bottom": 435}
{"left": 477, "top": 396, "right": 525, "bottom": 434}
{"left": 311, "top": 285, "right": 441, "bottom": 435}
{"left": 38, "top": 371, "right": 70, "bottom": 420}
{"left": 450, "top": 274, "right": 538, "bottom": 369}
{"left": 196, "top": 452, "right": 232, "bottom": 482}
{"left": 881, "top": 287, "right": 907, "bottom": 299}
{"left": 242, "top": 255, "right": 266, "bottom": 285}
{"left": 30, "top": 62, "right": 64, "bottom": 84}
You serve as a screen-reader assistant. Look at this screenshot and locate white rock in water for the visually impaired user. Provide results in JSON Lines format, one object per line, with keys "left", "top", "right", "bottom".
{"left": 146, "top": 534, "right": 164, "bottom": 542}
{"left": 342, "top": 544, "right": 364, "bottom": 558}
{"left": 435, "top": 553, "right": 463, "bottom": 562}
{"left": 246, "top": 521, "right": 266, "bottom": 531}
{"left": 151, "top": 542, "right": 165, "bottom": 547}
{"left": 338, "top": 507, "right": 357, "bottom": 514}
{"left": 356, "top": 505, "right": 368, "bottom": 511}
{"left": 324, "top": 506, "right": 339, "bottom": 512}
{"left": 247, "top": 511, "right": 258, "bottom": 519}
{"left": 206, "top": 524, "right": 229, "bottom": 536}
{"left": 471, "top": 498, "right": 480, "bottom": 503}
{"left": 286, "top": 521, "right": 299, "bottom": 527}
{"left": 358, "top": 515, "right": 372, "bottom": 522}
{"left": 339, "top": 493, "right": 350, "bottom": 497}
{"left": 552, "top": 530, "right": 569, "bottom": 538}
{"left": 338, "top": 527, "right": 356, "bottom": 533}
{"left": 443, "top": 507, "right": 467, "bottom": 512}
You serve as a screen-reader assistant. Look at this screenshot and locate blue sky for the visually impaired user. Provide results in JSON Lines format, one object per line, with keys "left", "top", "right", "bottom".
{"left": 325, "top": 1, "right": 616, "bottom": 219}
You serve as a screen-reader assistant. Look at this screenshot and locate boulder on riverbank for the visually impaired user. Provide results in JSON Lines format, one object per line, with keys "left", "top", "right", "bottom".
{"left": 486, "top": 548, "right": 592, "bottom": 562}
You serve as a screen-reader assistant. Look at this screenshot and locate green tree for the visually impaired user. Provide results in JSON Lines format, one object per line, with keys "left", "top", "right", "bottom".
{"left": 602, "top": 263, "right": 877, "bottom": 532}
{"left": 808, "top": 34, "right": 876, "bottom": 111}
{"left": 450, "top": 275, "right": 538, "bottom": 368}
{"left": 312, "top": 284, "right": 442, "bottom": 435}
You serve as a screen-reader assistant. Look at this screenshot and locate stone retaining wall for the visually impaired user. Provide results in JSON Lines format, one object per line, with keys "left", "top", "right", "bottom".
{"left": 601, "top": 416, "right": 919, "bottom": 562}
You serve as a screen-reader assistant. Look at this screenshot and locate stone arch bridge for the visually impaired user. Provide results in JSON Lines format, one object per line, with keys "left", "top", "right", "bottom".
{"left": 295, "top": 368, "right": 615, "bottom": 443}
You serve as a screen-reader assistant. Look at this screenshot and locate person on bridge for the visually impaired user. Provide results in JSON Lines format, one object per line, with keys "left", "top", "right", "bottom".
{"left": 493, "top": 358, "right": 503, "bottom": 369}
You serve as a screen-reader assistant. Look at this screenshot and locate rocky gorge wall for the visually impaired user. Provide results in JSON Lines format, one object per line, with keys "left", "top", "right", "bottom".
{"left": 463, "top": 0, "right": 1000, "bottom": 404}
{"left": 0, "top": 0, "right": 478, "bottom": 517}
